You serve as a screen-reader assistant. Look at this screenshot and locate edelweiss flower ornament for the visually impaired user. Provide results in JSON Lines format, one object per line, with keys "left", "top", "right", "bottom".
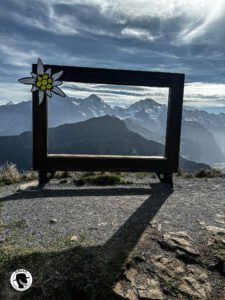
{"left": 18, "top": 58, "right": 65, "bottom": 104}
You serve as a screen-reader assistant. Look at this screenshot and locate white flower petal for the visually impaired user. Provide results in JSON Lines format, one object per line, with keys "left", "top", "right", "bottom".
{"left": 46, "top": 89, "right": 52, "bottom": 98}
{"left": 37, "top": 58, "right": 44, "bottom": 75}
{"left": 30, "top": 72, "right": 38, "bottom": 79}
{"left": 39, "top": 90, "right": 45, "bottom": 104}
{"left": 52, "top": 86, "right": 65, "bottom": 97}
{"left": 18, "top": 77, "right": 35, "bottom": 85}
{"left": 45, "top": 68, "right": 51, "bottom": 76}
{"left": 52, "top": 80, "right": 62, "bottom": 87}
{"left": 52, "top": 70, "right": 63, "bottom": 81}
{"left": 31, "top": 85, "right": 38, "bottom": 92}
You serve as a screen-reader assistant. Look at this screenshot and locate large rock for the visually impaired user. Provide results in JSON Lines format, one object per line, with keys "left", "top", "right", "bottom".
{"left": 113, "top": 281, "right": 138, "bottom": 300}
{"left": 151, "top": 255, "right": 185, "bottom": 281}
{"left": 126, "top": 268, "right": 164, "bottom": 299}
{"left": 151, "top": 255, "right": 211, "bottom": 299}
{"left": 113, "top": 267, "right": 164, "bottom": 299}
{"left": 160, "top": 231, "right": 200, "bottom": 259}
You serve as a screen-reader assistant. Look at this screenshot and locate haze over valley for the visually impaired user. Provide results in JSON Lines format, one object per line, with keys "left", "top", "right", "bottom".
{"left": 0, "top": 94, "right": 224, "bottom": 171}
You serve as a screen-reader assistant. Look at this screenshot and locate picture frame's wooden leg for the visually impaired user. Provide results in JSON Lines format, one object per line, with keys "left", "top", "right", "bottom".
{"left": 156, "top": 172, "right": 173, "bottom": 188}
{"left": 39, "top": 170, "right": 55, "bottom": 187}
{"left": 39, "top": 170, "right": 47, "bottom": 187}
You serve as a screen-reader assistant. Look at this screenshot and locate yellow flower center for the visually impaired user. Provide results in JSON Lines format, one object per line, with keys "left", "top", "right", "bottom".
{"left": 42, "top": 79, "right": 47, "bottom": 86}
{"left": 36, "top": 74, "right": 53, "bottom": 91}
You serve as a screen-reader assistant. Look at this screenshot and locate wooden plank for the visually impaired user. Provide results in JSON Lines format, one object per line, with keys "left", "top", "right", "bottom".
{"left": 165, "top": 75, "right": 185, "bottom": 171}
{"left": 45, "top": 155, "right": 170, "bottom": 172}
{"left": 47, "top": 154, "right": 166, "bottom": 159}
{"left": 33, "top": 64, "right": 184, "bottom": 88}
{"left": 32, "top": 64, "right": 48, "bottom": 171}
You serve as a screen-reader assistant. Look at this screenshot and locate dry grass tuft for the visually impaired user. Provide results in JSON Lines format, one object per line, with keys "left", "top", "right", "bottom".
{"left": 0, "top": 162, "right": 20, "bottom": 185}
{"left": 0, "top": 162, "right": 38, "bottom": 186}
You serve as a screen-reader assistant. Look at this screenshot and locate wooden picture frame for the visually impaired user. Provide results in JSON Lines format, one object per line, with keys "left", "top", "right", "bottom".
{"left": 32, "top": 64, "right": 185, "bottom": 186}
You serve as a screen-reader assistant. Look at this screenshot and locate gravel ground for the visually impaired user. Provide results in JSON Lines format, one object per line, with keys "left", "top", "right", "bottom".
{"left": 0, "top": 175, "right": 225, "bottom": 299}
{"left": 0, "top": 176, "right": 224, "bottom": 249}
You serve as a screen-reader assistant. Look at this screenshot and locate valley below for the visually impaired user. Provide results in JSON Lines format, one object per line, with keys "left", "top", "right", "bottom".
{"left": 1, "top": 94, "right": 225, "bottom": 171}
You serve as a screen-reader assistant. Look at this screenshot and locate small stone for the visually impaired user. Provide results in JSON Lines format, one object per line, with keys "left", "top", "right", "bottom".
{"left": 215, "top": 214, "right": 225, "bottom": 219}
{"left": 215, "top": 219, "right": 225, "bottom": 224}
{"left": 49, "top": 218, "right": 57, "bottom": 223}
{"left": 205, "top": 226, "right": 225, "bottom": 235}
{"left": 98, "top": 222, "right": 108, "bottom": 227}
{"left": 172, "top": 231, "right": 193, "bottom": 240}
{"left": 133, "top": 255, "right": 146, "bottom": 263}
{"left": 70, "top": 235, "right": 79, "bottom": 242}
{"left": 18, "top": 180, "right": 39, "bottom": 191}
{"left": 163, "top": 221, "right": 170, "bottom": 224}
{"left": 157, "top": 224, "right": 162, "bottom": 232}
{"left": 198, "top": 221, "right": 205, "bottom": 226}
{"left": 89, "top": 226, "right": 98, "bottom": 231}
{"left": 215, "top": 214, "right": 225, "bottom": 224}
{"left": 149, "top": 220, "right": 157, "bottom": 228}
{"left": 113, "top": 282, "right": 125, "bottom": 298}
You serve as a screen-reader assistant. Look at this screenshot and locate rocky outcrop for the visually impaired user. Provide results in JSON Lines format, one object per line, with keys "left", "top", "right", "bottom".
{"left": 113, "top": 227, "right": 212, "bottom": 300}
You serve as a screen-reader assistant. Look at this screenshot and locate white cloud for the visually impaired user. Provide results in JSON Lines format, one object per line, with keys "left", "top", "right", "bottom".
{"left": 6, "top": 0, "right": 225, "bottom": 43}
{"left": 0, "top": 45, "right": 38, "bottom": 67}
{"left": 11, "top": 8, "right": 78, "bottom": 36}
{"left": 184, "top": 82, "right": 225, "bottom": 105}
{"left": 62, "top": 81, "right": 225, "bottom": 107}
{"left": 45, "top": 0, "right": 225, "bottom": 44}
{"left": 121, "top": 27, "right": 159, "bottom": 41}
{"left": 1, "top": 80, "right": 225, "bottom": 109}
{"left": 178, "top": 0, "right": 225, "bottom": 44}
{"left": 0, "top": 83, "right": 31, "bottom": 103}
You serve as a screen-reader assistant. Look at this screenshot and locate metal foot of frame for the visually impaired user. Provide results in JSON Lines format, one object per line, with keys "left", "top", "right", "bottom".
{"left": 39, "top": 170, "right": 55, "bottom": 187}
{"left": 156, "top": 172, "right": 173, "bottom": 188}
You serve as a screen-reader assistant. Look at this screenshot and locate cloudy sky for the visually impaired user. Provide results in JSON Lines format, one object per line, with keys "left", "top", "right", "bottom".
{"left": 0, "top": 0, "right": 225, "bottom": 107}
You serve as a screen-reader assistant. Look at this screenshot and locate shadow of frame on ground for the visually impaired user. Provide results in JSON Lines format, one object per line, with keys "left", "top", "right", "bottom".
{"left": 0, "top": 183, "right": 172, "bottom": 300}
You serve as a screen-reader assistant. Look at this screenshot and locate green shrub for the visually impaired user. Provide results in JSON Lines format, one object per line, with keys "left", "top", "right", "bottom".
{"left": 74, "top": 172, "right": 122, "bottom": 186}
{"left": 176, "top": 168, "right": 193, "bottom": 178}
{"left": 195, "top": 168, "right": 225, "bottom": 178}
{"left": 59, "top": 179, "right": 68, "bottom": 184}
{"left": 54, "top": 171, "right": 71, "bottom": 178}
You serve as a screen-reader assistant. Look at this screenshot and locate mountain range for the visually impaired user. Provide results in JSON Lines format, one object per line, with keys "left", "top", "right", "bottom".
{"left": 0, "top": 115, "right": 209, "bottom": 171}
{"left": 0, "top": 94, "right": 224, "bottom": 166}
